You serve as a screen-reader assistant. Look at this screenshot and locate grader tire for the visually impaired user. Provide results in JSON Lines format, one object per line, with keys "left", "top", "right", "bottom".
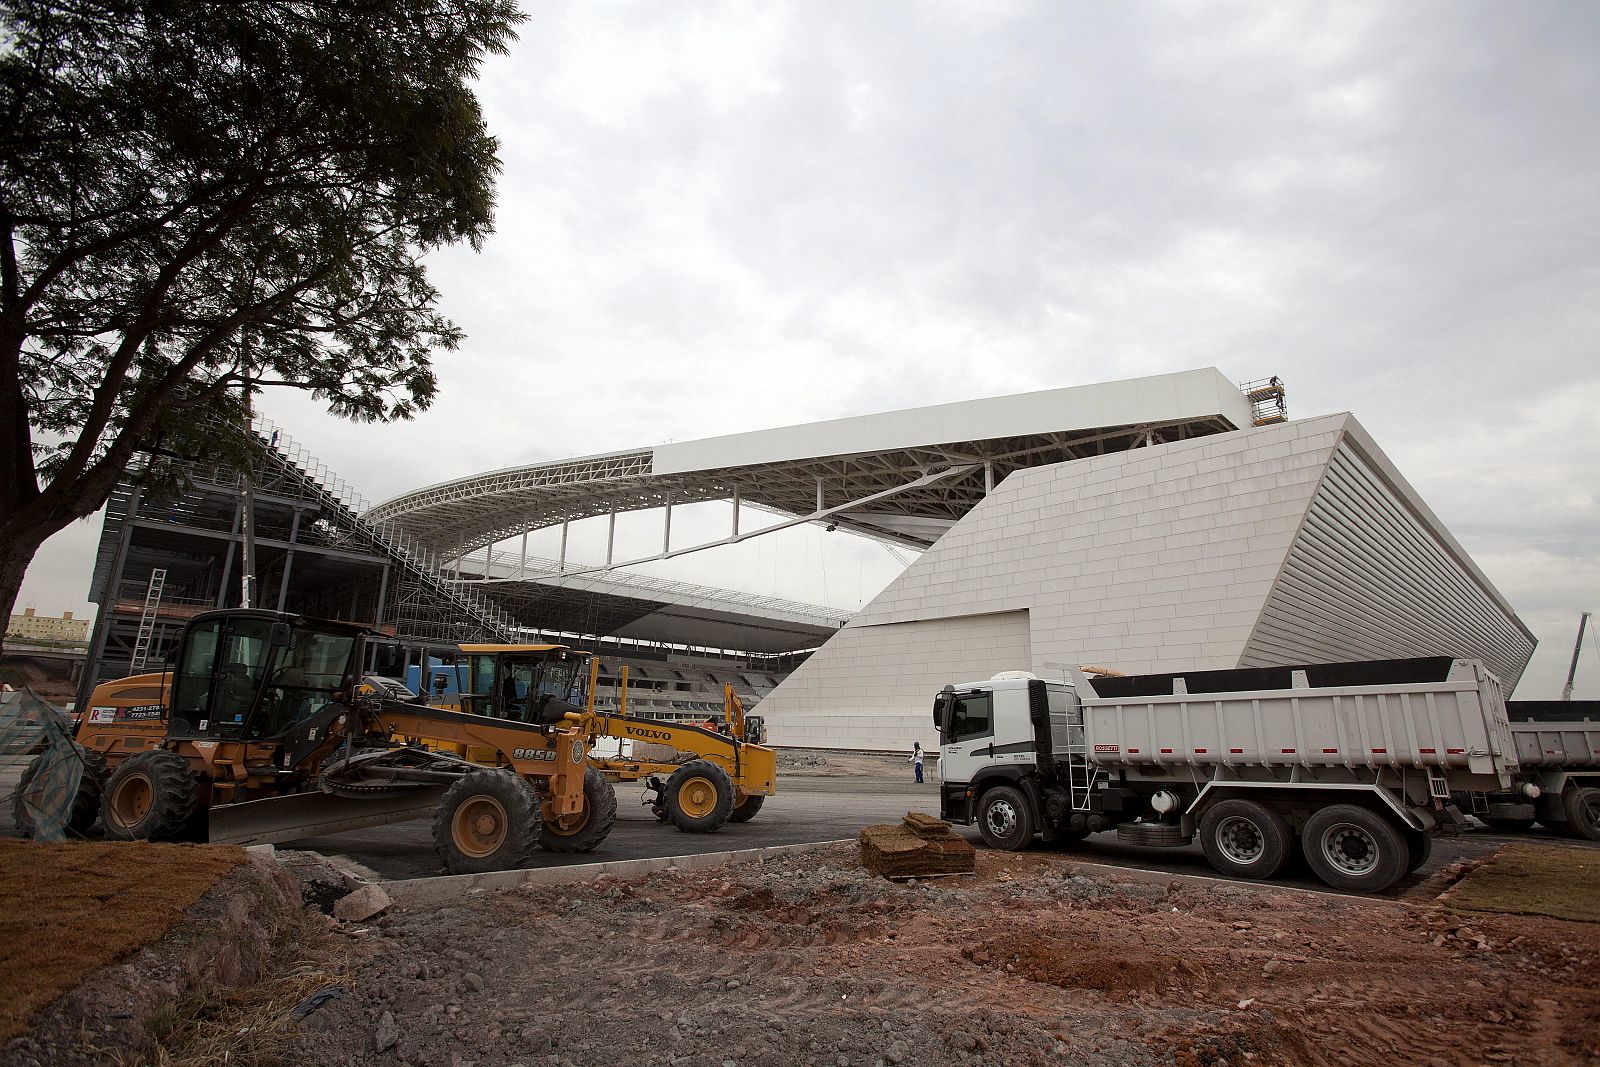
{"left": 12, "top": 747, "right": 108, "bottom": 838}
{"left": 728, "top": 793, "right": 766, "bottom": 824}
{"left": 664, "top": 760, "right": 735, "bottom": 833}
{"left": 101, "top": 749, "right": 197, "bottom": 842}
{"left": 539, "top": 766, "right": 618, "bottom": 853}
{"left": 433, "top": 770, "right": 540, "bottom": 874}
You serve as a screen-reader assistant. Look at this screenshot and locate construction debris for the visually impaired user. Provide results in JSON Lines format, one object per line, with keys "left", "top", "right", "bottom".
{"left": 858, "top": 813, "right": 975, "bottom": 880}
{"left": 332, "top": 883, "right": 393, "bottom": 923}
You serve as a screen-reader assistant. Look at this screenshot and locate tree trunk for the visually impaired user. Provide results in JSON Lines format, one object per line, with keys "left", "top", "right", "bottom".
{"left": 0, "top": 519, "right": 58, "bottom": 661}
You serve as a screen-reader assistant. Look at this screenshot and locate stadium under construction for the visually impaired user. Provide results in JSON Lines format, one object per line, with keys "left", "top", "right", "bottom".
{"left": 79, "top": 368, "right": 1535, "bottom": 749}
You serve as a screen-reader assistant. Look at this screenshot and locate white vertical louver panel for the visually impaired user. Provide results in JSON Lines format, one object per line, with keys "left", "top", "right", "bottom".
{"left": 1241, "top": 443, "right": 1534, "bottom": 687}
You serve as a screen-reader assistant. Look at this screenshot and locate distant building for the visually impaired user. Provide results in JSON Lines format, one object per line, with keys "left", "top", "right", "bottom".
{"left": 6, "top": 607, "right": 91, "bottom": 645}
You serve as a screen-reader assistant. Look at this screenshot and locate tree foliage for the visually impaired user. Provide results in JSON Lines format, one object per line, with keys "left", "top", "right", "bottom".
{"left": 0, "top": 0, "right": 524, "bottom": 623}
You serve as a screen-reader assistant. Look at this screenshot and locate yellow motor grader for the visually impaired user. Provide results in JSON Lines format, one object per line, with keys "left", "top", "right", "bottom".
{"left": 412, "top": 646, "right": 778, "bottom": 833}
{"left": 33, "top": 608, "right": 614, "bottom": 873}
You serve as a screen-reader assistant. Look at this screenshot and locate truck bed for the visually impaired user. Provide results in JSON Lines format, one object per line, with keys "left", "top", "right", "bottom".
{"left": 1077, "top": 659, "right": 1516, "bottom": 786}
{"left": 1506, "top": 719, "right": 1600, "bottom": 768}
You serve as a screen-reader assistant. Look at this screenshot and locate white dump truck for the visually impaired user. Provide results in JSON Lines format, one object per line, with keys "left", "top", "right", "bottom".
{"left": 935, "top": 657, "right": 1519, "bottom": 894}
{"left": 1464, "top": 701, "right": 1600, "bottom": 839}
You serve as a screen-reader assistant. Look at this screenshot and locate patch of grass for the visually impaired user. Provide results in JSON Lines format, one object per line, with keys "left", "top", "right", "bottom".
{"left": 0, "top": 839, "right": 244, "bottom": 1044}
{"left": 1446, "top": 843, "right": 1600, "bottom": 923}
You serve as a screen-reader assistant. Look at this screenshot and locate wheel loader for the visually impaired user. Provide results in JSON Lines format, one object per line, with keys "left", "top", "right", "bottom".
{"left": 22, "top": 608, "right": 616, "bottom": 873}
{"left": 409, "top": 646, "right": 778, "bottom": 833}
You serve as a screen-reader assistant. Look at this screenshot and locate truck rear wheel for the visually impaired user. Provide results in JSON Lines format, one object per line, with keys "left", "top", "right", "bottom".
{"left": 539, "top": 766, "right": 618, "bottom": 852}
{"left": 13, "top": 747, "right": 107, "bottom": 838}
{"left": 664, "top": 760, "right": 735, "bottom": 833}
{"left": 101, "top": 748, "right": 197, "bottom": 842}
{"left": 1302, "top": 804, "right": 1407, "bottom": 893}
{"left": 433, "top": 770, "right": 539, "bottom": 874}
{"left": 977, "top": 784, "right": 1035, "bottom": 851}
{"left": 1562, "top": 786, "right": 1600, "bottom": 842}
{"left": 1403, "top": 828, "right": 1432, "bottom": 874}
{"left": 728, "top": 792, "right": 765, "bottom": 824}
{"left": 1198, "top": 799, "right": 1291, "bottom": 879}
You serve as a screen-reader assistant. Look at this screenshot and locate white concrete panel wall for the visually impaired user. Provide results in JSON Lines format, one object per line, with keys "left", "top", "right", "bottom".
{"left": 765, "top": 610, "right": 1031, "bottom": 752}
{"left": 761, "top": 411, "right": 1534, "bottom": 751}
{"left": 761, "top": 417, "right": 1347, "bottom": 748}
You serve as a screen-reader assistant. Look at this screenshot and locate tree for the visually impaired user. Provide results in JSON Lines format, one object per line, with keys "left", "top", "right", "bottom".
{"left": 0, "top": 0, "right": 524, "bottom": 650}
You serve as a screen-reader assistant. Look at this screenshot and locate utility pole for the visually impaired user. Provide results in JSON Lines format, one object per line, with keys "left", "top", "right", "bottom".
{"left": 238, "top": 315, "right": 258, "bottom": 609}
{"left": 1562, "top": 610, "right": 1591, "bottom": 702}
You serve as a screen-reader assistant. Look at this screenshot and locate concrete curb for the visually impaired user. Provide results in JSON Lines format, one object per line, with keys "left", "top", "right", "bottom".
{"left": 382, "top": 838, "right": 856, "bottom": 908}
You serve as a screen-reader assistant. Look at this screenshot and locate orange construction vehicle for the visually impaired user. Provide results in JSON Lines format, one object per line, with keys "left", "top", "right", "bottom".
{"left": 413, "top": 649, "right": 777, "bottom": 833}
{"left": 23, "top": 608, "right": 615, "bottom": 873}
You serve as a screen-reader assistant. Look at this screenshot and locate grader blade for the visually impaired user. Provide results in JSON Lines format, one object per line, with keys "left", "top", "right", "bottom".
{"left": 208, "top": 786, "right": 448, "bottom": 846}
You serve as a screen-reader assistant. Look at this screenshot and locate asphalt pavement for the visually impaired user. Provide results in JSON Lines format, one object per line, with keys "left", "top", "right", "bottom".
{"left": 287, "top": 772, "right": 1600, "bottom": 898}
{"left": 8, "top": 764, "right": 1595, "bottom": 898}
{"left": 292, "top": 774, "right": 942, "bottom": 881}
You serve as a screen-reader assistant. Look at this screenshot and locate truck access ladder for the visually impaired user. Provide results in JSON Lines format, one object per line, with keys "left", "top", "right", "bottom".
{"left": 127, "top": 568, "right": 167, "bottom": 673}
{"left": 1060, "top": 700, "right": 1102, "bottom": 810}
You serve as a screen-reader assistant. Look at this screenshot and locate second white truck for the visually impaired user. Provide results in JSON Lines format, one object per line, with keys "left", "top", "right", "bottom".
{"left": 936, "top": 657, "right": 1519, "bottom": 894}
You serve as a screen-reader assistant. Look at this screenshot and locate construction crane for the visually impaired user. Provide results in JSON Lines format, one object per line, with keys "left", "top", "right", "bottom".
{"left": 1562, "top": 610, "right": 1592, "bottom": 701}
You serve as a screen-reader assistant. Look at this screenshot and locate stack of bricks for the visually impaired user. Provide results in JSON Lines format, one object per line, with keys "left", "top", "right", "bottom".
{"left": 858, "top": 812, "right": 976, "bottom": 879}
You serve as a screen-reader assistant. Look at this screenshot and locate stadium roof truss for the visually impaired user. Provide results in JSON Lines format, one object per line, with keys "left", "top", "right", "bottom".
{"left": 366, "top": 368, "right": 1258, "bottom": 577}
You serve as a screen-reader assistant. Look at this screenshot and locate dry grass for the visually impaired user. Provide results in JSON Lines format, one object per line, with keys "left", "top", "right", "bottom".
{"left": 1446, "top": 842, "right": 1600, "bottom": 923}
{"left": 144, "top": 913, "right": 353, "bottom": 1067}
{"left": 0, "top": 839, "right": 244, "bottom": 1045}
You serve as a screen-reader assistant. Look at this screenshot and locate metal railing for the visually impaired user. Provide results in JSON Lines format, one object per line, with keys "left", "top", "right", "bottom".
{"left": 249, "top": 416, "right": 517, "bottom": 641}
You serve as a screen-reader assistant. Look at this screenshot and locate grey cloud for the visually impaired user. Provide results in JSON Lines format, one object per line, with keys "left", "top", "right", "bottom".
{"left": 19, "top": 2, "right": 1597, "bottom": 697}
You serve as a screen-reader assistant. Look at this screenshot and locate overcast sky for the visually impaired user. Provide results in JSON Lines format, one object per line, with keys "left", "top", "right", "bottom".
{"left": 20, "top": 1, "right": 1598, "bottom": 697}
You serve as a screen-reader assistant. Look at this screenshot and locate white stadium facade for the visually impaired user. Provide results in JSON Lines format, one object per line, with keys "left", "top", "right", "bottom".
{"left": 372, "top": 368, "right": 1535, "bottom": 752}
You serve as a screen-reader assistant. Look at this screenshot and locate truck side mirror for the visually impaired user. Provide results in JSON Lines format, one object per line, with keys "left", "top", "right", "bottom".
{"left": 269, "top": 621, "right": 293, "bottom": 647}
{"left": 933, "top": 687, "right": 955, "bottom": 730}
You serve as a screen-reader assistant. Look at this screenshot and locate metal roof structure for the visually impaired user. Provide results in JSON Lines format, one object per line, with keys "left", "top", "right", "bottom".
{"left": 458, "top": 550, "right": 852, "bottom": 654}
{"left": 368, "top": 369, "right": 1257, "bottom": 576}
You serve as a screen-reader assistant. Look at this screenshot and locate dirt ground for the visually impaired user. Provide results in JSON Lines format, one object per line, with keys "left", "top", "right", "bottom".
{"left": 0, "top": 840, "right": 244, "bottom": 1046}
{"left": 288, "top": 843, "right": 1600, "bottom": 1067}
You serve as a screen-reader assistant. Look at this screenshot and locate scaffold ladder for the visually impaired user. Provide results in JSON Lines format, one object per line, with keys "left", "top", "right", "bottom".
{"left": 128, "top": 569, "right": 167, "bottom": 673}
{"left": 1239, "top": 376, "right": 1289, "bottom": 426}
